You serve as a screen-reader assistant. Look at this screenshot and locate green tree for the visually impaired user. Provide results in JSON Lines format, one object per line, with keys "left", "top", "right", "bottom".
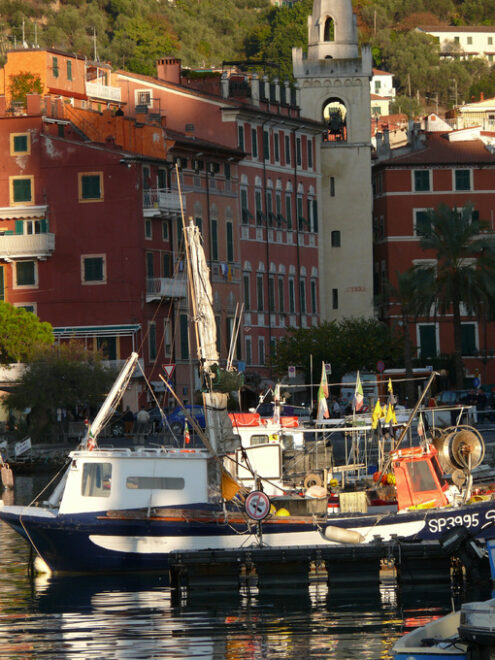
{"left": 269, "top": 317, "right": 402, "bottom": 386}
{"left": 415, "top": 203, "right": 495, "bottom": 388}
{"left": 9, "top": 71, "right": 43, "bottom": 104}
{"left": 0, "top": 302, "right": 53, "bottom": 365}
{"left": 379, "top": 269, "right": 436, "bottom": 403}
{"left": 5, "top": 341, "right": 117, "bottom": 442}
{"left": 111, "top": 14, "right": 179, "bottom": 75}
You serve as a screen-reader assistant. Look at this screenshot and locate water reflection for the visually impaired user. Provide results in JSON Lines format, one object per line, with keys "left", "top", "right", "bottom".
{"left": 0, "top": 475, "right": 491, "bottom": 659}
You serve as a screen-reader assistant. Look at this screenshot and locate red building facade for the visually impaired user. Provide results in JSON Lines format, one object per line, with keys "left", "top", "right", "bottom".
{"left": 0, "top": 49, "right": 322, "bottom": 408}
{"left": 373, "top": 125, "right": 495, "bottom": 386}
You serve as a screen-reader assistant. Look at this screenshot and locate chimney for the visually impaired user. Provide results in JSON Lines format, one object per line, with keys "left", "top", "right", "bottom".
{"left": 251, "top": 73, "right": 260, "bottom": 107}
{"left": 156, "top": 57, "right": 181, "bottom": 84}
{"left": 375, "top": 131, "right": 383, "bottom": 154}
{"left": 0, "top": 96, "right": 6, "bottom": 117}
{"left": 481, "top": 91, "right": 485, "bottom": 101}
{"left": 26, "top": 94, "right": 41, "bottom": 115}
{"left": 220, "top": 72, "right": 229, "bottom": 99}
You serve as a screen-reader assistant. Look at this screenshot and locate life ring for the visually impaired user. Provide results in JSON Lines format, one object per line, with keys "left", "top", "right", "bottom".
{"left": 304, "top": 472, "right": 322, "bottom": 489}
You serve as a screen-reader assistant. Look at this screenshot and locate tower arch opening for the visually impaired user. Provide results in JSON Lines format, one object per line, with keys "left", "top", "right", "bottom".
{"left": 322, "top": 98, "right": 347, "bottom": 142}
{"left": 323, "top": 16, "right": 335, "bottom": 42}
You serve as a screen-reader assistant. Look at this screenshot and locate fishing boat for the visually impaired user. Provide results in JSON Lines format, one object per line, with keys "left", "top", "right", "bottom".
{"left": 2, "top": 219, "right": 495, "bottom": 574}
{"left": 392, "top": 598, "right": 495, "bottom": 659}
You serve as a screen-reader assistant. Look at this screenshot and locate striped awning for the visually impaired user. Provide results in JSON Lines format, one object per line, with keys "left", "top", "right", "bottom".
{"left": 53, "top": 324, "right": 141, "bottom": 339}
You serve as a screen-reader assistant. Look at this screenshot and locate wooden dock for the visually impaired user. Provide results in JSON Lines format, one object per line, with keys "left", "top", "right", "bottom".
{"left": 168, "top": 538, "right": 487, "bottom": 594}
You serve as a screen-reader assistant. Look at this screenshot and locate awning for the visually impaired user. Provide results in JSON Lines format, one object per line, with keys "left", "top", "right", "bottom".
{"left": 53, "top": 324, "right": 141, "bottom": 339}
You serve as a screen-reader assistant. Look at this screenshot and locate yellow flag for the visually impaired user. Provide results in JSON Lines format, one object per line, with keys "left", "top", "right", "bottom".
{"left": 385, "top": 403, "right": 397, "bottom": 425}
{"left": 371, "top": 400, "right": 382, "bottom": 429}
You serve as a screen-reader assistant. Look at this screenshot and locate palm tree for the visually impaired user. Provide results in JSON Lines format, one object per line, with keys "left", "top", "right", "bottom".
{"left": 415, "top": 203, "right": 495, "bottom": 389}
{"left": 379, "top": 268, "right": 435, "bottom": 404}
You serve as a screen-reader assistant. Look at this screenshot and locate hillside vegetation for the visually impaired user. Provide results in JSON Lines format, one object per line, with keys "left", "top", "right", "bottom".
{"left": 1, "top": 0, "right": 495, "bottom": 113}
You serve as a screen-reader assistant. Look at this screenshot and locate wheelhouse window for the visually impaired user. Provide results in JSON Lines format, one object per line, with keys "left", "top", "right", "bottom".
{"left": 81, "top": 463, "right": 112, "bottom": 497}
{"left": 126, "top": 476, "right": 184, "bottom": 490}
{"left": 79, "top": 172, "right": 103, "bottom": 202}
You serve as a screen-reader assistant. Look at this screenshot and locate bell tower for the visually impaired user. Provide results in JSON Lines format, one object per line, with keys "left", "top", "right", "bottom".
{"left": 293, "top": 0, "right": 373, "bottom": 321}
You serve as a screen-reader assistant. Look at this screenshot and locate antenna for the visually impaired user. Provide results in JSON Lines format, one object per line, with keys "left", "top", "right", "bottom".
{"left": 93, "top": 26, "right": 98, "bottom": 61}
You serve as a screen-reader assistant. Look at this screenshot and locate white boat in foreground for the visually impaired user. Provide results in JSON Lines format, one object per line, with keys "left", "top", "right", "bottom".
{"left": 393, "top": 598, "right": 495, "bottom": 660}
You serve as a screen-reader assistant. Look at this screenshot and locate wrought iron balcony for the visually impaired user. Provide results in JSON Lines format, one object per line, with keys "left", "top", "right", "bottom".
{"left": 146, "top": 276, "right": 187, "bottom": 302}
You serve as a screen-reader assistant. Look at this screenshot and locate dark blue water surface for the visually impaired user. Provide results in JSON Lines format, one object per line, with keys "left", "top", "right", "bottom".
{"left": 0, "top": 474, "right": 489, "bottom": 659}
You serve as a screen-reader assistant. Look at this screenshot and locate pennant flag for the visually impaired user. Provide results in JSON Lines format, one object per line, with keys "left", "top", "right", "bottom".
{"left": 85, "top": 419, "right": 96, "bottom": 450}
{"left": 371, "top": 399, "right": 383, "bottom": 429}
{"left": 354, "top": 371, "right": 364, "bottom": 412}
{"left": 385, "top": 402, "right": 397, "bottom": 425}
{"left": 417, "top": 413, "right": 425, "bottom": 438}
{"left": 184, "top": 421, "right": 191, "bottom": 445}
{"left": 385, "top": 378, "right": 397, "bottom": 425}
{"left": 387, "top": 378, "right": 397, "bottom": 406}
{"left": 317, "top": 362, "right": 329, "bottom": 420}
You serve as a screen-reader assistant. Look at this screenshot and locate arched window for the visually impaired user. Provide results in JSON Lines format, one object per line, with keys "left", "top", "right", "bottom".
{"left": 324, "top": 17, "right": 335, "bottom": 42}
{"left": 322, "top": 98, "right": 347, "bottom": 143}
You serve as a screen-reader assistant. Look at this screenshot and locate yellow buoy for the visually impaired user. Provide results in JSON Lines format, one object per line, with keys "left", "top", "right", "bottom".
{"left": 275, "top": 507, "right": 290, "bottom": 516}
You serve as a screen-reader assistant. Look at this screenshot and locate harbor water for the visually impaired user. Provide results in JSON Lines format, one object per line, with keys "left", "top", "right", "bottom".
{"left": 0, "top": 473, "right": 491, "bottom": 660}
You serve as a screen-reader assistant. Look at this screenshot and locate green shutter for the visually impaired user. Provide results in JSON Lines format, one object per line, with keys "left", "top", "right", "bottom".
{"left": 82, "top": 175, "right": 101, "bottom": 199}
{"left": 212, "top": 219, "right": 218, "bottom": 261}
{"left": 419, "top": 325, "right": 436, "bottom": 358}
{"left": 227, "top": 222, "right": 233, "bottom": 262}
{"left": 13, "top": 135, "right": 28, "bottom": 152}
{"left": 461, "top": 324, "right": 476, "bottom": 355}
{"left": 17, "top": 261, "right": 35, "bottom": 286}
{"left": 15, "top": 220, "right": 23, "bottom": 234}
{"left": 84, "top": 258, "right": 103, "bottom": 281}
{"left": 180, "top": 314, "right": 189, "bottom": 360}
{"left": 13, "top": 178, "right": 32, "bottom": 203}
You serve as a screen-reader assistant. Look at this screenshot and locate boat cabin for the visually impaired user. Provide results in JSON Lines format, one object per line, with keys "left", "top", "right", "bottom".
{"left": 58, "top": 448, "right": 211, "bottom": 514}
{"left": 391, "top": 445, "right": 450, "bottom": 511}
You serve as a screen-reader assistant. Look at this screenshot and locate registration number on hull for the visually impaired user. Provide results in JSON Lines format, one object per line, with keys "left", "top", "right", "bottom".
{"left": 428, "top": 508, "right": 495, "bottom": 535}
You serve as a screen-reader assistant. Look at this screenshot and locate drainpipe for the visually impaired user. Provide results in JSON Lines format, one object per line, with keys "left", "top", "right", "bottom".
{"left": 261, "top": 118, "right": 273, "bottom": 362}
{"left": 292, "top": 126, "right": 305, "bottom": 328}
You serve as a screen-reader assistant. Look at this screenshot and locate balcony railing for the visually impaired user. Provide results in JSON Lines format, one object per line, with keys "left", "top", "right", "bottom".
{"left": 146, "top": 276, "right": 187, "bottom": 302}
{"left": 0, "top": 232, "right": 55, "bottom": 259}
{"left": 86, "top": 81, "right": 122, "bottom": 102}
{"left": 143, "top": 189, "right": 186, "bottom": 214}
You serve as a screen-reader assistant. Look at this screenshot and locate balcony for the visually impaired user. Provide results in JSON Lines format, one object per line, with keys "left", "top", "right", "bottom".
{"left": 146, "top": 276, "right": 187, "bottom": 302}
{"left": 0, "top": 232, "right": 55, "bottom": 260}
{"left": 143, "top": 189, "right": 186, "bottom": 216}
{"left": 86, "top": 81, "right": 122, "bottom": 102}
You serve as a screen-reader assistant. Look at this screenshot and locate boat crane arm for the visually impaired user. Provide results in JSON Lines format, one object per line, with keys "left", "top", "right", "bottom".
{"left": 84, "top": 352, "right": 140, "bottom": 444}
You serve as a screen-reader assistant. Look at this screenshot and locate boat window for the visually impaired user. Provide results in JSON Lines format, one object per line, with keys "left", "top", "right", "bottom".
{"left": 405, "top": 460, "right": 437, "bottom": 492}
{"left": 250, "top": 434, "right": 269, "bottom": 446}
{"left": 81, "top": 463, "right": 112, "bottom": 497}
{"left": 281, "top": 435, "right": 294, "bottom": 450}
{"left": 126, "top": 476, "right": 185, "bottom": 490}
